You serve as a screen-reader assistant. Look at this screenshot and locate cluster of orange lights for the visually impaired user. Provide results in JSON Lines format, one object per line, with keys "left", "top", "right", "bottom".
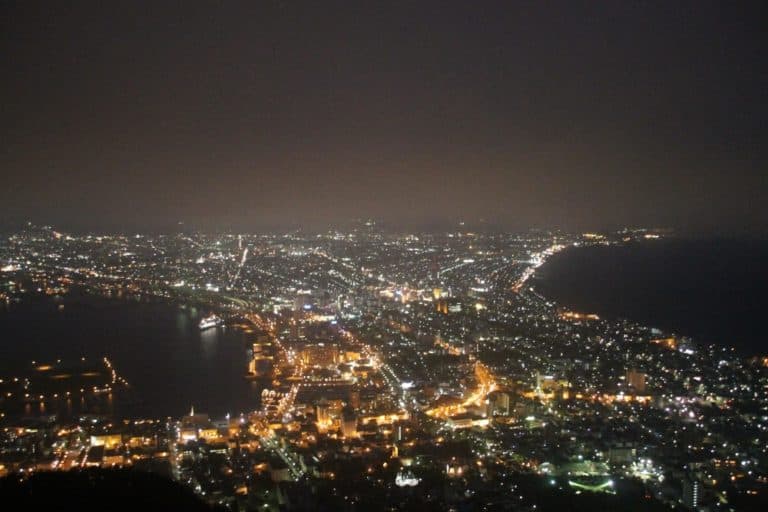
{"left": 650, "top": 337, "right": 678, "bottom": 350}
{"left": 560, "top": 311, "right": 600, "bottom": 321}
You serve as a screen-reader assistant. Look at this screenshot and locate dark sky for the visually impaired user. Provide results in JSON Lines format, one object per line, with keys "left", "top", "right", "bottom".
{"left": 1, "top": 1, "right": 766, "bottom": 233}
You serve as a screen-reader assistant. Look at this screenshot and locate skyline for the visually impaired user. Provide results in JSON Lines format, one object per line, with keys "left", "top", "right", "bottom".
{"left": 2, "top": 1, "right": 766, "bottom": 234}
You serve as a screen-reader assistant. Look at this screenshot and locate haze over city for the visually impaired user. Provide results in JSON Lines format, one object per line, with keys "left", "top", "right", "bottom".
{"left": 2, "top": 2, "right": 768, "bottom": 512}
{"left": 2, "top": 1, "right": 766, "bottom": 233}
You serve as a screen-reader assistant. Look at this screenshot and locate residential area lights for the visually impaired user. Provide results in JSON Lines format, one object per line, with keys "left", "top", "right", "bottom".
{"left": 0, "top": 224, "right": 765, "bottom": 510}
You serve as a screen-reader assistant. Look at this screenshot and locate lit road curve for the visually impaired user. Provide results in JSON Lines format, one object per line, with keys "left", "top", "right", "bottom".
{"left": 426, "top": 361, "right": 497, "bottom": 419}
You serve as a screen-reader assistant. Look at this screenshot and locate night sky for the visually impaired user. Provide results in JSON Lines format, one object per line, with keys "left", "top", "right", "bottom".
{"left": 1, "top": 1, "right": 766, "bottom": 233}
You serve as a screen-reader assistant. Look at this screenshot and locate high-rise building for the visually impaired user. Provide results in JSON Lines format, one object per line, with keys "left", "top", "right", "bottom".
{"left": 682, "top": 478, "right": 701, "bottom": 509}
{"left": 393, "top": 421, "right": 405, "bottom": 442}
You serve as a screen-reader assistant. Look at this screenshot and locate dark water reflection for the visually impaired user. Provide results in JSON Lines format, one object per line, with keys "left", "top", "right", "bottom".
{"left": 0, "top": 293, "right": 262, "bottom": 418}
{"left": 535, "top": 238, "right": 768, "bottom": 356}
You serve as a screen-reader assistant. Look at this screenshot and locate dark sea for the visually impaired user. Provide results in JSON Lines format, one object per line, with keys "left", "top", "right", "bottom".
{"left": 534, "top": 238, "right": 768, "bottom": 356}
{"left": 0, "top": 293, "right": 263, "bottom": 419}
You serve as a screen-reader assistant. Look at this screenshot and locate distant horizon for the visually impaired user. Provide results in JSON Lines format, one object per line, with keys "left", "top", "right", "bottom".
{"left": 3, "top": 2, "right": 766, "bottom": 236}
{"left": 5, "top": 217, "right": 768, "bottom": 238}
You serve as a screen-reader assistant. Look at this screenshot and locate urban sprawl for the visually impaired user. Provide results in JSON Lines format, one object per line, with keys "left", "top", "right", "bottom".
{"left": 1, "top": 224, "right": 766, "bottom": 510}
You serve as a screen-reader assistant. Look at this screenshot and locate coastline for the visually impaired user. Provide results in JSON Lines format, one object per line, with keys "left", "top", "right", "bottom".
{"left": 530, "top": 238, "right": 768, "bottom": 356}
{"left": 0, "top": 294, "right": 260, "bottom": 418}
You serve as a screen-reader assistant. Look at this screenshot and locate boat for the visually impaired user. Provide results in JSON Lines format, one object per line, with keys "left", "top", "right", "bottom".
{"left": 199, "top": 314, "right": 224, "bottom": 330}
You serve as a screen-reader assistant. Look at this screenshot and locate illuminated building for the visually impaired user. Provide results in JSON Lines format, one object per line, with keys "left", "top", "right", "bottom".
{"left": 395, "top": 468, "right": 420, "bottom": 487}
{"left": 315, "top": 398, "right": 333, "bottom": 427}
{"left": 248, "top": 355, "right": 274, "bottom": 378}
{"left": 300, "top": 344, "right": 339, "bottom": 367}
{"left": 535, "top": 373, "right": 570, "bottom": 399}
{"left": 341, "top": 406, "right": 358, "bottom": 438}
{"left": 178, "top": 406, "right": 213, "bottom": 442}
{"left": 651, "top": 337, "right": 678, "bottom": 350}
{"left": 489, "top": 391, "right": 510, "bottom": 416}
{"left": 682, "top": 478, "right": 701, "bottom": 509}
{"left": 90, "top": 434, "right": 122, "bottom": 449}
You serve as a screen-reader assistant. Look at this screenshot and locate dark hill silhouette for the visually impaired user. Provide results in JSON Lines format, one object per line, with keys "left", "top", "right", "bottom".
{"left": 0, "top": 468, "right": 222, "bottom": 512}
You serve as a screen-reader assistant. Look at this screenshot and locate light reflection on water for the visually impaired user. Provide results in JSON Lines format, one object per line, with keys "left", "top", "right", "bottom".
{"left": 200, "top": 327, "right": 219, "bottom": 358}
{"left": 176, "top": 309, "right": 189, "bottom": 333}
